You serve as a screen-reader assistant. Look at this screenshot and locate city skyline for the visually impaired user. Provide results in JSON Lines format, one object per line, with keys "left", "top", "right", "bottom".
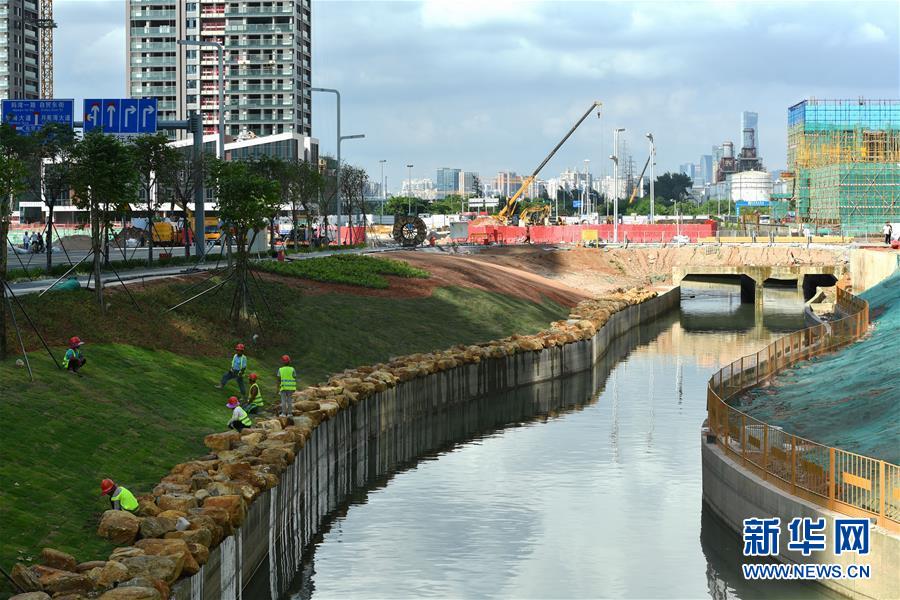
{"left": 38, "top": 0, "right": 900, "bottom": 193}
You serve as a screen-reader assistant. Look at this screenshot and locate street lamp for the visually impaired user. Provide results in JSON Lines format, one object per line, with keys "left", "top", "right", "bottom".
{"left": 177, "top": 40, "right": 225, "bottom": 160}
{"left": 611, "top": 127, "right": 625, "bottom": 242}
{"left": 379, "top": 159, "right": 387, "bottom": 222}
{"left": 406, "top": 164, "right": 414, "bottom": 215}
{"left": 645, "top": 133, "right": 655, "bottom": 224}
{"left": 583, "top": 158, "right": 590, "bottom": 220}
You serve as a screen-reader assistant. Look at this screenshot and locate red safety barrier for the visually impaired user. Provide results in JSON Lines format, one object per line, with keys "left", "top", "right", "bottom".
{"left": 467, "top": 222, "right": 716, "bottom": 245}
{"left": 325, "top": 226, "right": 366, "bottom": 246}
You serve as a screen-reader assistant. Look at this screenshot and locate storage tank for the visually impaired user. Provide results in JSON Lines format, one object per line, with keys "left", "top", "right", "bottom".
{"left": 723, "top": 141, "right": 734, "bottom": 158}
{"left": 730, "top": 171, "right": 773, "bottom": 204}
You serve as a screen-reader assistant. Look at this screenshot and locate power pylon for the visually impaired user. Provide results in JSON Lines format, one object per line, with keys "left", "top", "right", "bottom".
{"left": 36, "top": 0, "right": 55, "bottom": 98}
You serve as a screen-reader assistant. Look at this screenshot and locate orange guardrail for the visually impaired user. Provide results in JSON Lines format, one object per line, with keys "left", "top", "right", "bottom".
{"left": 706, "top": 287, "right": 900, "bottom": 532}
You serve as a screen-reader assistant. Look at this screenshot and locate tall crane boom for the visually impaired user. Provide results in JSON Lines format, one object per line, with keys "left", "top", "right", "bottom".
{"left": 627, "top": 154, "right": 652, "bottom": 205}
{"left": 37, "top": 0, "right": 55, "bottom": 99}
{"left": 497, "top": 100, "right": 602, "bottom": 224}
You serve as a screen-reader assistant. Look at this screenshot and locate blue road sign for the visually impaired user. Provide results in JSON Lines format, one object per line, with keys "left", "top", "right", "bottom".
{"left": 572, "top": 200, "right": 582, "bottom": 208}
{"left": 83, "top": 98, "right": 157, "bottom": 135}
{"left": 1, "top": 99, "right": 74, "bottom": 134}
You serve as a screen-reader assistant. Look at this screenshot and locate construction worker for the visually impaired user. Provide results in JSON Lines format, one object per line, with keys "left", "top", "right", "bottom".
{"left": 216, "top": 343, "right": 248, "bottom": 399}
{"left": 65, "top": 336, "right": 87, "bottom": 375}
{"left": 245, "top": 373, "right": 264, "bottom": 414}
{"left": 275, "top": 354, "right": 297, "bottom": 418}
{"left": 101, "top": 479, "right": 138, "bottom": 512}
{"left": 227, "top": 396, "right": 253, "bottom": 432}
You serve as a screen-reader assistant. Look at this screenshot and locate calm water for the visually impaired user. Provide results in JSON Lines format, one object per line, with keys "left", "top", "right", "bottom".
{"left": 281, "top": 285, "right": 833, "bottom": 600}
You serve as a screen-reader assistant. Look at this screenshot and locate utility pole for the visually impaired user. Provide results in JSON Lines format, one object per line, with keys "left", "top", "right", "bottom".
{"left": 406, "top": 164, "right": 413, "bottom": 214}
{"left": 646, "top": 133, "right": 655, "bottom": 224}
{"left": 610, "top": 127, "right": 625, "bottom": 242}
{"left": 379, "top": 159, "right": 386, "bottom": 222}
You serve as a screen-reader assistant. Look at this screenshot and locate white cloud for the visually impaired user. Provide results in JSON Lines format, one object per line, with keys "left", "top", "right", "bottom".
{"left": 854, "top": 22, "right": 887, "bottom": 43}
{"left": 420, "top": 0, "right": 543, "bottom": 29}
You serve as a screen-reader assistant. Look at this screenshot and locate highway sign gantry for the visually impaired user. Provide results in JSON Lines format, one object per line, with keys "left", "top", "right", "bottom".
{"left": 83, "top": 98, "right": 157, "bottom": 135}
{"left": 1, "top": 99, "right": 74, "bottom": 134}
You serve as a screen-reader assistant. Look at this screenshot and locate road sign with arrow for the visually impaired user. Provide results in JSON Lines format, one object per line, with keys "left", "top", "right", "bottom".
{"left": 83, "top": 97, "right": 157, "bottom": 135}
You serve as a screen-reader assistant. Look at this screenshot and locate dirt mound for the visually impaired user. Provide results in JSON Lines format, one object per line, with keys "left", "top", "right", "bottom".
{"left": 58, "top": 235, "right": 93, "bottom": 251}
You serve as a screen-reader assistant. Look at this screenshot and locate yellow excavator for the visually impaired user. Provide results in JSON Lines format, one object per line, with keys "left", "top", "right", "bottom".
{"left": 496, "top": 100, "right": 602, "bottom": 225}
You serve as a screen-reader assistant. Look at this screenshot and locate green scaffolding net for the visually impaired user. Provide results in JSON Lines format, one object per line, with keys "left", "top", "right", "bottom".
{"left": 740, "top": 268, "right": 900, "bottom": 464}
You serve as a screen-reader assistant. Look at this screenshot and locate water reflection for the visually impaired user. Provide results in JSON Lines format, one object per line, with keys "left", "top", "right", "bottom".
{"left": 261, "top": 284, "right": 828, "bottom": 599}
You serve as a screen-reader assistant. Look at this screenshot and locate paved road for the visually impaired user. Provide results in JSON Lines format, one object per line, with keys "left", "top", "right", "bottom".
{"left": 6, "top": 244, "right": 218, "bottom": 272}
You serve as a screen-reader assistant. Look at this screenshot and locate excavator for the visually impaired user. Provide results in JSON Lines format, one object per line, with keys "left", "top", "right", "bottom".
{"left": 495, "top": 100, "right": 602, "bottom": 225}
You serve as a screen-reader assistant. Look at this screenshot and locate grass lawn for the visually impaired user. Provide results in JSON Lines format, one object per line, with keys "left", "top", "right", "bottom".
{"left": 0, "top": 272, "right": 568, "bottom": 578}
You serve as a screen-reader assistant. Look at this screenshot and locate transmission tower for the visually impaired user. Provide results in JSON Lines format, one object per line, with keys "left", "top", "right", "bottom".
{"left": 37, "top": 0, "right": 55, "bottom": 98}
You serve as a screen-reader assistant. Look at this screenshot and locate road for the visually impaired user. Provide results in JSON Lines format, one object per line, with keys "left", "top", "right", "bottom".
{"left": 6, "top": 244, "right": 220, "bottom": 272}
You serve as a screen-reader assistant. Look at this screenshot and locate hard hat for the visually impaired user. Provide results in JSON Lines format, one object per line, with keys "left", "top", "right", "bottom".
{"left": 281, "top": 354, "right": 291, "bottom": 364}
{"left": 69, "top": 336, "right": 84, "bottom": 348}
{"left": 226, "top": 396, "right": 240, "bottom": 409}
{"left": 100, "top": 479, "right": 115, "bottom": 495}
{"left": 235, "top": 343, "right": 245, "bottom": 352}
{"left": 248, "top": 373, "right": 258, "bottom": 381}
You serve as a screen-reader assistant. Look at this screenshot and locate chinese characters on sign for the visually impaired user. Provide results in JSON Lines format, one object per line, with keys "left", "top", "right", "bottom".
{"left": 1, "top": 100, "right": 75, "bottom": 135}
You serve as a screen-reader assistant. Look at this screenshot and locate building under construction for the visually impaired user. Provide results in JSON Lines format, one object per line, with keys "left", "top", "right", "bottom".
{"left": 787, "top": 98, "right": 900, "bottom": 234}
{"left": 0, "top": 0, "right": 54, "bottom": 99}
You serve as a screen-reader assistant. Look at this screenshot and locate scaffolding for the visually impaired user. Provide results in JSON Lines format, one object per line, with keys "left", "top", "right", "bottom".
{"left": 788, "top": 99, "right": 900, "bottom": 233}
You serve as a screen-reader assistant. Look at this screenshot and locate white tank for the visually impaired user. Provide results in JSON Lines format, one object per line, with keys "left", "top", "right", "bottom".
{"left": 730, "top": 171, "right": 773, "bottom": 204}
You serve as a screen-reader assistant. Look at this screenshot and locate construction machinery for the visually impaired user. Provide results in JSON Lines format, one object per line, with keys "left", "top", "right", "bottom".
{"left": 518, "top": 204, "right": 553, "bottom": 226}
{"left": 626, "top": 155, "right": 652, "bottom": 205}
{"left": 37, "top": 0, "right": 55, "bottom": 98}
{"left": 496, "top": 100, "right": 602, "bottom": 225}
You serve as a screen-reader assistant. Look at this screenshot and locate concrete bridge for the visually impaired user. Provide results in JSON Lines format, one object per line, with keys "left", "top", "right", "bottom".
{"left": 672, "top": 264, "right": 842, "bottom": 303}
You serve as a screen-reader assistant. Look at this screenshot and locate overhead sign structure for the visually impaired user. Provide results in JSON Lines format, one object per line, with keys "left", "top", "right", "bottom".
{"left": 83, "top": 98, "right": 157, "bottom": 135}
{"left": 1, "top": 99, "right": 74, "bottom": 135}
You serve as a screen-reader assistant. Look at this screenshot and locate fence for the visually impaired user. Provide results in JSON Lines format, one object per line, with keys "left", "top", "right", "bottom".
{"left": 459, "top": 223, "right": 717, "bottom": 245}
{"left": 706, "top": 287, "right": 900, "bottom": 532}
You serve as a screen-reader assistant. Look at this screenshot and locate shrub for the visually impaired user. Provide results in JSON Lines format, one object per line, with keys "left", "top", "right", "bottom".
{"left": 256, "top": 254, "right": 429, "bottom": 289}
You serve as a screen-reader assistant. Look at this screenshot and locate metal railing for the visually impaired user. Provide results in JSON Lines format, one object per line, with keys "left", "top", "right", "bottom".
{"left": 707, "top": 287, "right": 900, "bottom": 531}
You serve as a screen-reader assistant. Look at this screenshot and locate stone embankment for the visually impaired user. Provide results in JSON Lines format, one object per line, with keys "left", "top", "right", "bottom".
{"left": 8, "top": 288, "right": 659, "bottom": 600}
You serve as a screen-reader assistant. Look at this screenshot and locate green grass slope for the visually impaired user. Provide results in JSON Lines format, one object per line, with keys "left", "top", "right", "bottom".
{"left": 0, "top": 273, "right": 568, "bottom": 573}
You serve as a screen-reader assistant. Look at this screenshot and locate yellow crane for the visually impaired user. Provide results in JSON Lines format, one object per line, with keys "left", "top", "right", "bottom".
{"left": 496, "top": 100, "right": 602, "bottom": 225}
{"left": 37, "top": 0, "right": 55, "bottom": 98}
{"left": 626, "top": 154, "right": 652, "bottom": 205}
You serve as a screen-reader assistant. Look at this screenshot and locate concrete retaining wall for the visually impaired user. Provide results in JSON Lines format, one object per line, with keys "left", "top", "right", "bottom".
{"left": 701, "top": 439, "right": 900, "bottom": 600}
{"left": 172, "top": 288, "right": 680, "bottom": 599}
{"left": 850, "top": 248, "right": 899, "bottom": 291}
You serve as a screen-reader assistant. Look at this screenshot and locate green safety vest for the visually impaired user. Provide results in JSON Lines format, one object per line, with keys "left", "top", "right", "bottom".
{"left": 233, "top": 406, "right": 253, "bottom": 427}
{"left": 111, "top": 486, "right": 139, "bottom": 512}
{"left": 248, "top": 383, "right": 263, "bottom": 407}
{"left": 278, "top": 366, "right": 296, "bottom": 391}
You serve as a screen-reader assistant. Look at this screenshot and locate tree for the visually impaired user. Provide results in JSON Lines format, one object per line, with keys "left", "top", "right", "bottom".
{"left": 71, "top": 130, "right": 140, "bottom": 308}
{"left": 286, "top": 159, "right": 323, "bottom": 246}
{"left": 0, "top": 124, "right": 30, "bottom": 359}
{"left": 384, "top": 195, "right": 428, "bottom": 216}
{"left": 339, "top": 164, "right": 369, "bottom": 245}
{"left": 131, "top": 133, "right": 179, "bottom": 266}
{"left": 471, "top": 174, "right": 483, "bottom": 198}
{"left": 653, "top": 172, "right": 693, "bottom": 201}
{"left": 164, "top": 146, "right": 214, "bottom": 258}
{"left": 211, "top": 159, "right": 280, "bottom": 325}
{"left": 253, "top": 155, "right": 295, "bottom": 252}
{"left": 431, "top": 194, "right": 464, "bottom": 214}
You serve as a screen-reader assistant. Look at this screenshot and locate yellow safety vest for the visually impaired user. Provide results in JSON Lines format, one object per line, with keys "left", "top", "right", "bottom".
{"left": 111, "top": 486, "right": 139, "bottom": 512}
{"left": 233, "top": 406, "right": 252, "bottom": 427}
{"left": 278, "top": 366, "right": 296, "bottom": 391}
{"left": 248, "top": 383, "right": 263, "bottom": 407}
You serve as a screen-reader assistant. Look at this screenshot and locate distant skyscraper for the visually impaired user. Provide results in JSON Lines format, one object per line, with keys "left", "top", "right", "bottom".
{"left": 700, "top": 154, "right": 714, "bottom": 185}
{"left": 741, "top": 111, "right": 759, "bottom": 153}
{"left": 435, "top": 168, "right": 462, "bottom": 196}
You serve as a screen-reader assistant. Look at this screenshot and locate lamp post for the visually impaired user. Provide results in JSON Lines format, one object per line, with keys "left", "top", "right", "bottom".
{"left": 379, "top": 159, "right": 387, "bottom": 222}
{"left": 611, "top": 127, "right": 625, "bottom": 242}
{"left": 406, "top": 164, "right": 414, "bottom": 214}
{"left": 645, "top": 133, "right": 655, "bottom": 224}
{"left": 177, "top": 40, "right": 225, "bottom": 160}
{"left": 583, "top": 159, "right": 590, "bottom": 220}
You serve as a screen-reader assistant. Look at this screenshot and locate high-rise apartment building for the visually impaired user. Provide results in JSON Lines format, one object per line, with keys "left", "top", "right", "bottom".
{"left": 435, "top": 167, "right": 461, "bottom": 197}
{"left": 0, "top": 0, "right": 41, "bottom": 99}
{"left": 126, "top": 0, "right": 312, "bottom": 140}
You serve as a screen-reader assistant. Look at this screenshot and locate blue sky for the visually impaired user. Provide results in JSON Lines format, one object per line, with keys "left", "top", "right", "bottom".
{"left": 56, "top": 0, "right": 899, "bottom": 191}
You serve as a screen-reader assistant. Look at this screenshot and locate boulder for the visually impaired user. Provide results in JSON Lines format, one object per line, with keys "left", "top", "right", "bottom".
{"left": 31, "top": 566, "right": 92, "bottom": 596}
{"left": 196, "top": 506, "right": 233, "bottom": 537}
{"left": 120, "top": 555, "right": 182, "bottom": 585}
{"left": 74, "top": 561, "right": 106, "bottom": 574}
{"left": 203, "top": 495, "right": 246, "bottom": 527}
{"left": 92, "top": 560, "right": 129, "bottom": 588}
{"left": 9, "top": 593, "right": 51, "bottom": 600}
{"left": 9, "top": 564, "right": 42, "bottom": 592}
{"left": 135, "top": 498, "right": 160, "bottom": 518}
{"left": 164, "top": 528, "right": 212, "bottom": 548}
{"left": 203, "top": 431, "right": 239, "bottom": 451}
{"left": 193, "top": 489, "right": 210, "bottom": 503}
{"left": 98, "top": 586, "right": 161, "bottom": 600}
{"left": 139, "top": 516, "right": 177, "bottom": 539}
{"left": 293, "top": 400, "right": 319, "bottom": 412}
{"left": 135, "top": 538, "right": 199, "bottom": 576}
{"left": 151, "top": 482, "right": 191, "bottom": 497}
{"left": 156, "top": 509, "right": 188, "bottom": 521}
{"left": 119, "top": 576, "right": 169, "bottom": 600}
{"left": 156, "top": 494, "right": 197, "bottom": 514}
{"left": 97, "top": 510, "right": 142, "bottom": 545}
{"left": 108, "top": 548, "right": 145, "bottom": 562}
{"left": 185, "top": 542, "right": 209, "bottom": 567}
{"left": 239, "top": 431, "right": 265, "bottom": 446}
{"left": 40, "top": 549, "right": 76, "bottom": 572}
{"left": 189, "top": 474, "right": 212, "bottom": 491}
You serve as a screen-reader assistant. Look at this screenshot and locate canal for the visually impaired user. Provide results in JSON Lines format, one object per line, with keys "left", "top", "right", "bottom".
{"left": 252, "top": 285, "right": 835, "bottom": 599}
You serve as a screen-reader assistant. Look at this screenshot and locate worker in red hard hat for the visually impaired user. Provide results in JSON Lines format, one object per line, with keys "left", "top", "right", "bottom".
{"left": 101, "top": 478, "right": 138, "bottom": 512}
{"left": 226, "top": 396, "right": 253, "bottom": 432}
{"left": 65, "top": 336, "right": 87, "bottom": 376}
{"left": 275, "top": 354, "right": 297, "bottom": 418}
{"left": 215, "top": 342, "right": 248, "bottom": 399}
{"left": 245, "top": 373, "right": 264, "bottom": 414}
